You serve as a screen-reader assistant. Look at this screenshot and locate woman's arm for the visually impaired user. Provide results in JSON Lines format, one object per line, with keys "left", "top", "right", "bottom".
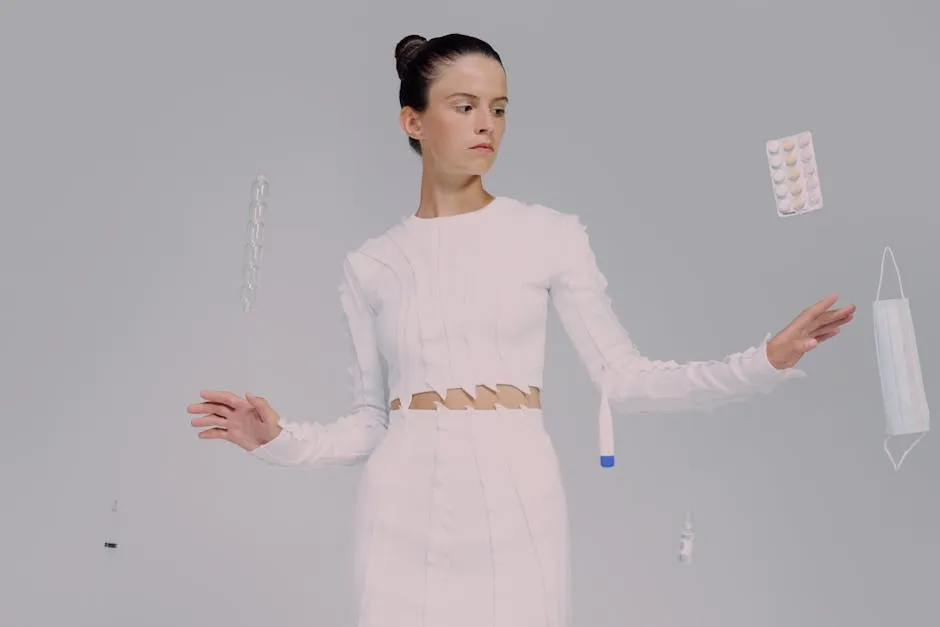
{"left": 250, "top": 252, "right": 389, "bottom": 469}
{"left": 548, "top": 211, "right": 806, "bottom": 416}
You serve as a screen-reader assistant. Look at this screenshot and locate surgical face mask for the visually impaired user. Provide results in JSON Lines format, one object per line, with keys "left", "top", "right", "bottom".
{"left": 873, "top": 246, "right": 930, "bottom": 470}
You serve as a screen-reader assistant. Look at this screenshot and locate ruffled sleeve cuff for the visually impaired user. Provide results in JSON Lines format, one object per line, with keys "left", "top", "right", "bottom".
{"left": 749, "top": 331, "right": 808, "bottom": 386}
{"left": 249, "top": 422, "right": 310, "bottom": 466}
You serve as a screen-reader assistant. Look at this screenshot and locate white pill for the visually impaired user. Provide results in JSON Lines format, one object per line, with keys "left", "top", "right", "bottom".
{"left": 775, "top": 184, "right": 789, "bottom": 198}
{"left": 806, "top": 177, "right": 818, "bottom": 190}
{"left": 777, "top": 199, "right": 791, "bottom": 213}
{"left": 810, "top": 193, "right": 821, "bottom": 204}
{"left": 767, "top": 141, "right": 780, "bottom": 155}
{"left": 804, "top": 162, "right": 816, "bottom": 175}
{"left": 790, "top": 183, "right": 803, "bottom": 196}
{"left": 798, "top": 133, "right": 811, "bottom": 147}
{"left": 770, "top": 155, "right": 783, "bottom": 169}
{"left": 801, "top": 149, "right": 813, "bottom": 162}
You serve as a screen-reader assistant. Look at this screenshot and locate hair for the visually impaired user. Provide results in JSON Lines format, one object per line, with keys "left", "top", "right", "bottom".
{"left": 394, "top": 33, "right": 504, "bottom": 155}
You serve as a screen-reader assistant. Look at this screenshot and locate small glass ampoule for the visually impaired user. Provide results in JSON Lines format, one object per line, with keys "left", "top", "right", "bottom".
{"left": 678, "top": 511, "right": 695, "bottom": 564}
{"left": 241, "top": 175, "right": 269, "bottom": 313}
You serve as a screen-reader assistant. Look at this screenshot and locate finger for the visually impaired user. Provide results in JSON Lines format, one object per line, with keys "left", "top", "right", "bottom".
{"left": 814, "top": 292, "right": 840, "bottom": 311}
{"left": 804, "top": 327, "right": 842, "bottom": 351}
{"left": 187, "top": 402, "right": 234, "bottom": 418}
{"left": 813, "top": 304, "right": 856, "bottom": 329}
{"left": 813, "top": 313, "right": 854, "bottom": 337}
{"left": 199, "top": 390, "right": 250, "bottom": 411}
{"left": 245, "top": 393, "right": 272, "bottom": 422}
{"left": 811, "top": 312, "right": 853, "bottom": 335}
{"left": 796, "top": 293, "right": 840, "bottom": 326}
{"left": 814, "top": 328, "right": 840, "bottom": 343}
{"left": 191, "top": 415, "right": 227, "bottom": 428}
{"left": 197, "top": 428, "right": 229, "bottom": 440}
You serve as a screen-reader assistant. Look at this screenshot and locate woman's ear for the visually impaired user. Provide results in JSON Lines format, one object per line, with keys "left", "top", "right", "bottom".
{"left": 400, "top": 106, "right": 423, "bottom": 142}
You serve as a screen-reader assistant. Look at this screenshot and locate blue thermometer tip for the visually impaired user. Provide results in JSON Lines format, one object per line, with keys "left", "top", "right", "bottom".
{"left": 600, "top": 455, "right": 615, "bottom": 468}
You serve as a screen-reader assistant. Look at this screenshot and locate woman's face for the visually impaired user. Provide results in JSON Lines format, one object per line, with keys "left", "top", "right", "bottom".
{"left": 401, "top": 53, "right": 508, "bottom": 176}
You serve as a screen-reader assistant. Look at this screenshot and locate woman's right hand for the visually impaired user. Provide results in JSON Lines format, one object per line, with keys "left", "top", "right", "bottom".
{"left": 188, "top": 390, "right": 283, "bottom": 452}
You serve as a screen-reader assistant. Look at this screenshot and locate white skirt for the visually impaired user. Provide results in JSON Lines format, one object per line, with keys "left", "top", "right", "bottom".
{"left": 352, "top": 406, "right": 570, "bottom": 627}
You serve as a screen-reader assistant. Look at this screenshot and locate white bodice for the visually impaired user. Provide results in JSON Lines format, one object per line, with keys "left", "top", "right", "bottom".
{"left": 251, "top": 196, "right": 805, "bottom": 469}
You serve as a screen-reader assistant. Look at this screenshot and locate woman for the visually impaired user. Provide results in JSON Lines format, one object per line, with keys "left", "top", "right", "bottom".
{"left": 188, "top": 33, "right": 855, "bottom": 627}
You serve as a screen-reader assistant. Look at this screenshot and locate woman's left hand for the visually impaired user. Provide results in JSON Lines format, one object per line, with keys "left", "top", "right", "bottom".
{"left": 766, "top": 293, "right": 856, "bottom": 370}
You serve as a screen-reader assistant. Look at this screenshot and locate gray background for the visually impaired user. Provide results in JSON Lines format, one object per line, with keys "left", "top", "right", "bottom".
{"left": 2, "top": 1, "right": 937, "bottom": 626}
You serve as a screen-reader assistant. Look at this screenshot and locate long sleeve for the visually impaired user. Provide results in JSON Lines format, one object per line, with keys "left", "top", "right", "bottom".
{"left": 250, "top": 252, "right": 389, "bottom": 469}
{"left": 548, "top": 212, "right": 806, "bottom": 417}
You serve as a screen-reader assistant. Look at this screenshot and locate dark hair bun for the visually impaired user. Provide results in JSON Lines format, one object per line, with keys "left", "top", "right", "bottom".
{"left": 394, "top": 34, "right": 427, "bottom": 79}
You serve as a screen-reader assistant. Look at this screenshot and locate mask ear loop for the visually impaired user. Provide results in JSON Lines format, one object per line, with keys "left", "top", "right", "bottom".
{"left": 875, "top": 246, "right": 905, "bottom": 302}
{"left": 885, "top": 431, "right": 927, "bottom": 471}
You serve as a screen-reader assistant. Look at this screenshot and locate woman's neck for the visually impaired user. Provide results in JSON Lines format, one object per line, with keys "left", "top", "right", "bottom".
{"left": 414, "top": 170, "right": 493, "bottom": 219}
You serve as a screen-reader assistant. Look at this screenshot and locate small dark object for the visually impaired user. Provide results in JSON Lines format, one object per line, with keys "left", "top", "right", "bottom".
{"left": 104, "top": 542, "right": 118, "bottom": 549}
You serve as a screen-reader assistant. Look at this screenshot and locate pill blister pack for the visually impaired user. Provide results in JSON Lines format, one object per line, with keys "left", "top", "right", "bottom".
{"left": 765, "top": 131, "right": 822, "bottom": 217}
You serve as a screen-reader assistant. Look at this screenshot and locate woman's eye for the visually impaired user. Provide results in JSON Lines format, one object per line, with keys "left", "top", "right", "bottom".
{"left": 455, "top": 104, "right": 505, "bottom": 116}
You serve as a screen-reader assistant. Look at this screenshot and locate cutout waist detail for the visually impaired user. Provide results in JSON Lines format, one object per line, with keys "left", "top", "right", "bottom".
{"left": 390, "top": 384, "right": 541, "bottom": 411}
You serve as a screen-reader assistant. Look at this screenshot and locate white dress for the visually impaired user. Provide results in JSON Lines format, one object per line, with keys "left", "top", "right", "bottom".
{"left": 250, "top": 196, "right": 805, "bottom": 626}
